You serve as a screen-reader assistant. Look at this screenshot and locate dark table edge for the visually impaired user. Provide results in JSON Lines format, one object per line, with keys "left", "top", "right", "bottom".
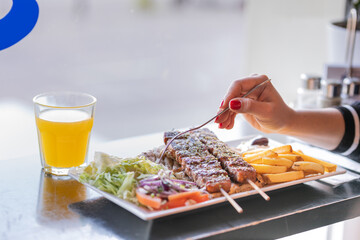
{"left": 191, "top": 196, "right": 360, "bottom": 240}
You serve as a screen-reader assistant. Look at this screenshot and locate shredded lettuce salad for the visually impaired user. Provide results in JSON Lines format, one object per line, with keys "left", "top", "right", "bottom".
{"left": 79, "top": 152, "right": 165, "bottom": 204}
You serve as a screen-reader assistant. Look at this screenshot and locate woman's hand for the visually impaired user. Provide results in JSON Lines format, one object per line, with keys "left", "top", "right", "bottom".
{"left": 216, "top": 74, "right": 345, "bottom": 150}
{"left": 215, "top": 74, "right": 295, "bottom": 134}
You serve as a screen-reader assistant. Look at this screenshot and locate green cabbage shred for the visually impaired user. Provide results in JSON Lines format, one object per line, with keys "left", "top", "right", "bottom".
{"left": 79, "top": 152, "right": 165, "bottom": 204}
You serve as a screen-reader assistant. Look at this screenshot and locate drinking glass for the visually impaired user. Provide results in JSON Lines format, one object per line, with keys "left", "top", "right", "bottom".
{"left": 33, "top": 92, "right": 96, "bottom": 175}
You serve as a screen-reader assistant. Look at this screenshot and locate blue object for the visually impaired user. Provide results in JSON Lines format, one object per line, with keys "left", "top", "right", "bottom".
{"left": 0, "top": 0, "right": 39, "bottom": 51}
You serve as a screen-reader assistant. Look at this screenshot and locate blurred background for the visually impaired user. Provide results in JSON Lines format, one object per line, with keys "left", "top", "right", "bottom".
{"left": 0, "top": 0, "right": 345, "bottom": 160}
{"left": 2, "top": 0, "right": 360, "bottom": 239}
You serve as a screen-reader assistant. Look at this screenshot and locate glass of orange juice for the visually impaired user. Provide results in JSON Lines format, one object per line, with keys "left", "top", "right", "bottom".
{"left": 33, "top": 92, "right": 96, "bottom": 175}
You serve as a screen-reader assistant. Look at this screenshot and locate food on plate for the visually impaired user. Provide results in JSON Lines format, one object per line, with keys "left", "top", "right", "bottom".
{"left": 136, "top": 175, "right": 208, "bottom": 210}
{"left": 251, "top": 137, "right": 269, "bottom": 146}
{"left": 136, "top": 190, "right": 162, "bottom": 209}
{"left": 241, "top": 149, "right": 266, "bottom": 156}
{"left": 79, "top": 152, "right": 166, "bottom": 204}
{"left": 140, "top": 146, "right": 188, "bottom": 180}
{"left": 167, "top": 191, "right": 208, "bottom": 207}
{"left": 77, "top": 130, "right": 339, "bottom": 212}
{"left": 259, "top": 157, "right": 293, "bottom": 168}
{"left": 242, "top": 145, "right": 292, "bottom": 162}
{"left": 270, "top": 145, "right": 293, "bottom": 154}
{"left": 164, "top": 133, "right": 232, "bottom": 193}
{"left": 194, "top": 129, "right": 257, "bottom": 183}
{"left": 243, "top": 150, "right": 278, "bottom": 163}
{"left": 293, "top": 151, "right": 337, "bottom": 172}
{"left": 277, "top": 154, "right": 303, "bottom": 162}
{"left": 79, "top": 152, "right": 208, "bottom": 209}
{"left": 240, "top": 141, "right": 338, "bottom": 184}
{"left": 292, "top": 161, "right": 325, "bottom": 174}
{"left": 262, "top": 171, "right": 305, "bottom": 184}
{"left": 235, "top": 137, "right": 270, "bottom": 154}
{"left": 250, "top": 164, "right": 287, "bottom": 174}
{"left": 164, "top": 129, "right": 257, "bottom": 193}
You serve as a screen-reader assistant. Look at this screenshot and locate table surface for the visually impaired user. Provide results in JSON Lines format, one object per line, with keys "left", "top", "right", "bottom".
{"left": 2, "top": 129, "right": 360, "bottom": 240}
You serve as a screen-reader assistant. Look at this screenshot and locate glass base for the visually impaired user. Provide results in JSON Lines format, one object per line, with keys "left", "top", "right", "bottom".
{"left": 43, "top": 166, "right": 70, "bottom": 176}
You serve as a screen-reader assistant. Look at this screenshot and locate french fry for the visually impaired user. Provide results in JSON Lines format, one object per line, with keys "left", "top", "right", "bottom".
{"left": 250, "top": 164, "right": 287, "bottom": 174}
{"left": 244, "top": 144, "right": 337, "bottom": 186}
{"left": 292, "top": 161, "right": 325, "bottom": 174}
{"left": 250, "top": 158, "right": 263, "bottom": 164}
{"left": 242, "top": 149, "right": 266, "bottom": 157}
{"left": 262, "top": 157, "right": 293, "bottom": 168}
{"left": 243, "top": 150, "right": 278, "bottom": 162}
{"left": 278, "top": 154, "right": 303, "bottom": 162}
{"left": 263, "top": 171, "right": 305, "bottom": 184}
{"left": 270, "top": 145, "right": 293, "bottom": 154}
{"left": 293, "top": 151, "right": 337, "bottom": 172}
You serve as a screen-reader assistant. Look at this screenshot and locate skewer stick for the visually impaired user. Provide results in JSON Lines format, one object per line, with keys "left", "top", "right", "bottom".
{"left": 247, "top": 179, "right": 270, "bottom": 201}
{"left": 220, "top": 188, "right": 243, "bottom": 213}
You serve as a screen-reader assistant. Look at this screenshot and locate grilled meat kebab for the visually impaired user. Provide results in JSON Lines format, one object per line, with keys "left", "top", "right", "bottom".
{"left": 193, "top": 129, "right": 257, "bottom": 183}
{"left": 164, "top": 134, "right": 231, "bottom": 193}
{"left": 164, "top": 129, "right": 256, "bottom": 192}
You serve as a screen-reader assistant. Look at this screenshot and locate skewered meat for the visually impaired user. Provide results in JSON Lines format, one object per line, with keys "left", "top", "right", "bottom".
{"left": 193, "top": 129, "right": 257, "bottom": 183}
{"left": 164, "top": 134, "right": 231, "bottom": 193}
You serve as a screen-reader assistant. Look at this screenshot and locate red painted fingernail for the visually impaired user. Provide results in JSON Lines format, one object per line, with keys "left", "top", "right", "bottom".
{"left": 219, "top": 123, "right": 223, "bottom": 128}
{"left": 220, "top": 100, "right": 224, "bottom": 108}
{"left": 215, "top": 116, "right": 219, "bottom": 122}
{"left": 230, "top": 100, "right": 241, "bottom": 110}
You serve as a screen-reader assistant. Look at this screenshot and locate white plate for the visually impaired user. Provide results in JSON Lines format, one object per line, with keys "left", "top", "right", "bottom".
{"left": 69, "top": 137, "right": 346, "bottom": 221}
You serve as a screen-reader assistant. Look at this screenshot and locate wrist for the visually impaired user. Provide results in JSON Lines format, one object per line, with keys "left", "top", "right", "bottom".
{"left": 277, "top": 107, "right": 298, "bottom": 135}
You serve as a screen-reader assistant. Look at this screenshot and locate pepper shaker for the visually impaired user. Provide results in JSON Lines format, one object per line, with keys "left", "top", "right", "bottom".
{"left": 296, "top": 74, "right": 321, "bottom": 109}
{"left": 341, "top": 77, "right": 360, "bottom": 105}
{"left": 317, "top": 80, "right": 342, "bottom": 108}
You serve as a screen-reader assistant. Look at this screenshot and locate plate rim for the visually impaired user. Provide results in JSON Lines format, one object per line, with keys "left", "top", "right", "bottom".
{"left": 69, "top": 135, "right": 347, "bottom": 220}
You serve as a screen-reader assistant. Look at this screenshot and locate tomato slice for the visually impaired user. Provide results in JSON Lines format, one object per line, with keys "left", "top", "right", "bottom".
{"left": 161, "top": 198, "right": 187, "bottom": 209}
{"left": 137, "top": 190, "right": 210, "bottom": 210}
{"left": 136, "top": 190, "right": 162, "bottom": 209}
{"left": 192, "top": 194, "right": 209, "bottom": 203}
{"left": 168, "top": 191, "right": 201, "bottom": 202}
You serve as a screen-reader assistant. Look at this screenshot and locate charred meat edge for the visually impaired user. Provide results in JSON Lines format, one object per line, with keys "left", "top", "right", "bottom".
{"left": 192, "top": 129, "right": 257, "bottom": 183}
{"left": 164, "top": 134, "right": 231, "bottom": 193}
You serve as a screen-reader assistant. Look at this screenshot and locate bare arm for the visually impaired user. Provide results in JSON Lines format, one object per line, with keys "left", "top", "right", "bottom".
{"left": 216, "top": 75, "right": 345, "bottom": 150}
{"left": 279, "top": 109, "right": 344, "bottom": 150}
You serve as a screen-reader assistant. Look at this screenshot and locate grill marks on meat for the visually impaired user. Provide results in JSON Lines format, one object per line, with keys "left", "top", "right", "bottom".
{"left": 193, "top": 129, "right": 257, "bottom": 183}
{"left": 163, "top": 131, "right": 189, "bottom": 144}
{"left": 164, "top": 135, "right": 231, "bottom": 193}
{"left": 182, "top": 156, "right": 230, "bottom": 193}
{"left": 164, "top": 128, "right": 256, "bottom": 192}
{"left": 166, "top": 138, "right": 208, "bottom": 160}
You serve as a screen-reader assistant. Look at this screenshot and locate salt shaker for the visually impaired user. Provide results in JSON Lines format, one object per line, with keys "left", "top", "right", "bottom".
{"left": 317, "top": 80, "right": 342, "bottom": 108}
{"left": 296, "top": 74, "right": 321, "bottom": 109}
{"left": 341, "top": 77, "right": 360, "bottom": 105}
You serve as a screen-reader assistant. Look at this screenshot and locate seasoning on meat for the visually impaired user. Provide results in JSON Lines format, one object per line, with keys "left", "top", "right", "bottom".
{"left": 193, "top": 129, "right": 257, "bottom": 183}
{"left": 164, "top": 134, "right": 231, "bottom": 193}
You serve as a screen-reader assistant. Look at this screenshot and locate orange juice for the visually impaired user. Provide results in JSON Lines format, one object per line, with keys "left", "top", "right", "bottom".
{"left": 36, "top": 109, "right": 93, "bottom": 168}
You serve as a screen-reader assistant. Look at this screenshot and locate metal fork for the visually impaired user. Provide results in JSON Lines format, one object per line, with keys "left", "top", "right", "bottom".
{"left": 158, "top": 78, "right": 271, "bottom": 161}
